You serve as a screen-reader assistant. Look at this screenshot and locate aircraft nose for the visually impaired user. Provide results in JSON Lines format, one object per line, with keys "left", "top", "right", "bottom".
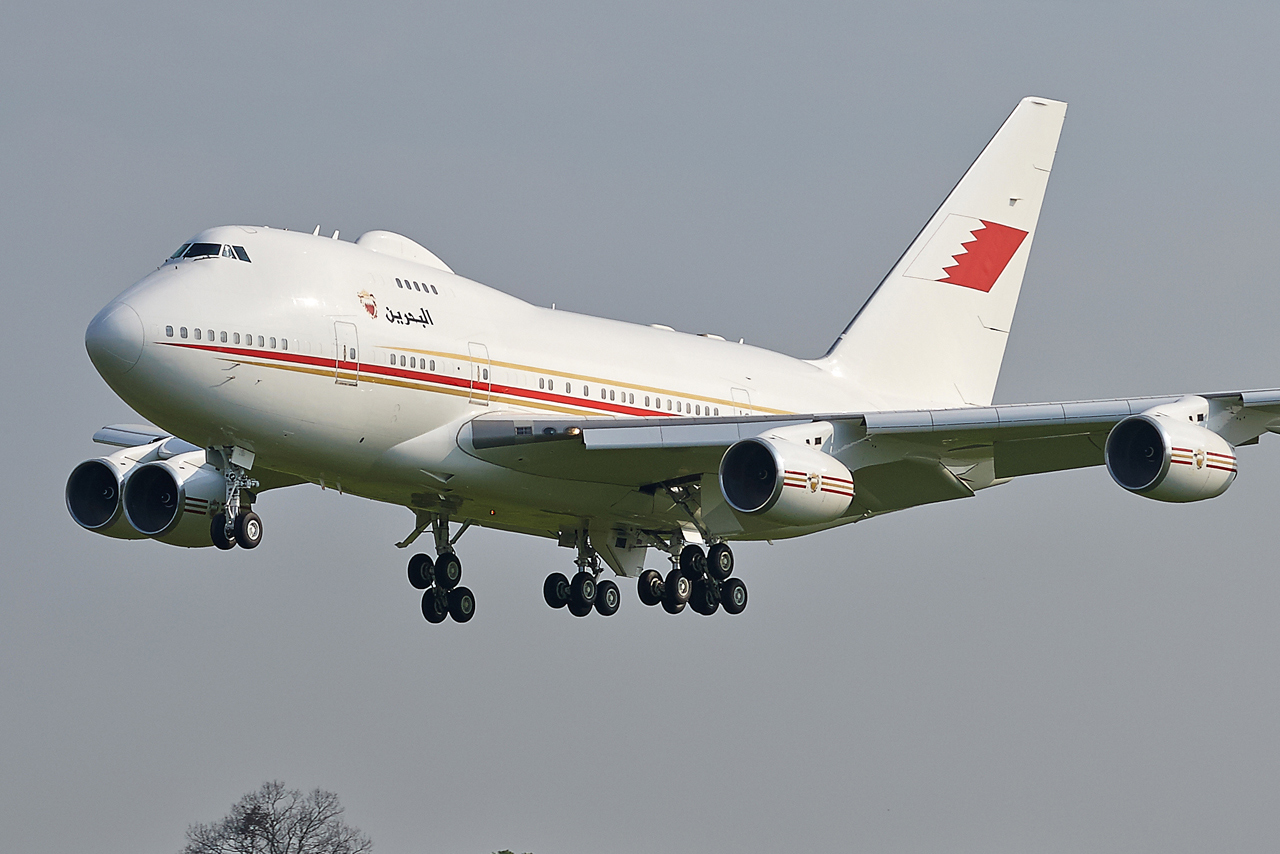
{"left": 85, "top": 301, "right": 145, "bottom": 376}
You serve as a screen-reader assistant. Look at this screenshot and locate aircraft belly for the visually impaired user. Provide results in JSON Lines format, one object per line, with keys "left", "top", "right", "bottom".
{"left": 370, "top": 428, "right": 675, "bottom": 524}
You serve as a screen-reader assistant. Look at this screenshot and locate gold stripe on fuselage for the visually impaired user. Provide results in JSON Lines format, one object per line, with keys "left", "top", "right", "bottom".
{"left": 385, "top": 345, "right": 789, "bottom": 415}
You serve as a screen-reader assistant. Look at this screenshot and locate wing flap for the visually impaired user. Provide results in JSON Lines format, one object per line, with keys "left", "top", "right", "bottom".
{"left": 854, "top": 458, "right": 974, "bottom": 512}
{"left": 993, "top": 433, "right": 1106, "bottom": 478}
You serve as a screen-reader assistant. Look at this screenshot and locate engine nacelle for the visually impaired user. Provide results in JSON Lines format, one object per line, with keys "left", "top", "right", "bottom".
{"left": 122, "top": 451, "right": 227, "bottom": 547}
{"left": 719, "top": 436, "right": 854, "bottom": 526}
{"left": 1105, "top": 414, "right": 1237, "bottom": 502}
{"left": 65, "top": 453, "right": 148, "bottom": 540}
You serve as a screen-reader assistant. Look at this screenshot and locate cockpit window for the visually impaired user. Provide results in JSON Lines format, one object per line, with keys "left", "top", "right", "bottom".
{"left": 183, "top": 242, "right": 222, "bottom": 259}
{"left": 168, "top": 242, "right": 251, "bottom": 263}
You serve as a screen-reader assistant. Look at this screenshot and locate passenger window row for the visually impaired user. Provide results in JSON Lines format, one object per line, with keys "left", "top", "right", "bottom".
{"left": 381, "top": 353, "right": 720, "bottom": 415}
{"left": 166, "top": 325, "right": 288, "bottom": 350}
{"left": 535, "top": 375, "right": 716, "bottom": 415}
{"left": 396, "top": 277, "right": 437, "bottom": 295}
{"left": 389, "top": 353, "right": 438, "bottom": 372}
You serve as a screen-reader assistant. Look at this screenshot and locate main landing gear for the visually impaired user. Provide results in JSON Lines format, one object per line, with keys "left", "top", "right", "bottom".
{"left": 210, "top": 461, "right": 262, "bottom": 551}
{"left": 542, "top": 531, "right": 621, "bottom": 618}
{"left": 637, "top": 542, "right": 747, "bottom": 617}
{"left": 405, "top": 514, "right": 475, "bottom": 624}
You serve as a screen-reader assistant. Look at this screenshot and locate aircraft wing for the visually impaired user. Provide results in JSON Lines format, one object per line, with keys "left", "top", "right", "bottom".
{"left": 93, "top": 423, "right": 200, "bottom": 450}
{"left": 462, "top": 389, "right": 1280, "bottom": 511}
{"left": 89, "top": 423, "right": 307, "bottom": 491}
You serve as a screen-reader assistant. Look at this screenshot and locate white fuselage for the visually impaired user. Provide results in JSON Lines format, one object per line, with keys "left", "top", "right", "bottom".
{"left": 91, "top": 225, "right": 884, "bottom": 540}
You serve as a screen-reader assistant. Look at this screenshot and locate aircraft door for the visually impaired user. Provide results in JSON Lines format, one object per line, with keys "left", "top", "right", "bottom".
{"left": 468, "top": 342, "right": 491, "bottom": 404}
{"left": 731, "top": 387, "right": 752, "bottom": 416}
{"left": 334, "top": 321, "right": 360, "bottom": 386}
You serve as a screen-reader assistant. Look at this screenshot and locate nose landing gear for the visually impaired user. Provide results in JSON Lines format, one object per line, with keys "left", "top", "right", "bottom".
{"left": 209, "top": 453, "right": 261, "bottom": 551}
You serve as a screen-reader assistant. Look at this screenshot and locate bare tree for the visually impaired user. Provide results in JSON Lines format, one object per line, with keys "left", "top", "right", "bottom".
{"left": 182, "top": 781, "right": 371, "bottom": 854}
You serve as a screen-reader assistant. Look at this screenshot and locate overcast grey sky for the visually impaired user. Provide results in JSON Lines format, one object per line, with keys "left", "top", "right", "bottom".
{"left": 5, "top": 2, "right": 1280, "bottom": 852}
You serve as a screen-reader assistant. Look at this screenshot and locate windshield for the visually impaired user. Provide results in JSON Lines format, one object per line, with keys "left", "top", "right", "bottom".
{"left": 183, "top": 242, "right": 222, "bottom": 259}
{"left": 165, "top": 241, "right": 252, "bottom": 264}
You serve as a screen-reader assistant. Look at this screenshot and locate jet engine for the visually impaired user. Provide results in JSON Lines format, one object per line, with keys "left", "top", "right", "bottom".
{"left": 719, "top": 436, "right": 855, "bottom": 526}
{"left": 65, "top": 452, "right": 148, "bottom": 540}
{"left": 122, "top": 450, "right": 227, "bottom": 547}
{"left": 1105, "top": 413, "right": 1237, "bottom": 502}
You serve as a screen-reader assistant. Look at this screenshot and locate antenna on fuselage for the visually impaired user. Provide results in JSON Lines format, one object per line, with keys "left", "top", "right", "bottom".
{"left": 332, "top": 230, "right": 340, "bottom": 240}
{"left": 312, "top": 225, "right": 321, "bottom": 236}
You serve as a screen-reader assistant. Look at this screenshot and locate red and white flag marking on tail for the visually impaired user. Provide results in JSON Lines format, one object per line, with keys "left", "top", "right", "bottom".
{"left": 903, "top": 214, "right": 1028, "bottom": 293}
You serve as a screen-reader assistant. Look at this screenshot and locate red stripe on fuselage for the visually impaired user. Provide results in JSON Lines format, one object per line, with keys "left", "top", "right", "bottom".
{"left": 159, "top": 341, "right": 684, "bottom": 418}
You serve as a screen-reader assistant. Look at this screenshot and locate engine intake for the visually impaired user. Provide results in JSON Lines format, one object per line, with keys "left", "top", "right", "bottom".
{"left": 1105, "top": 413, "right": 1236, "bottom": 502}
{"left": 122, "top": 451, "right": 227, "bottom": 546}
{"left": 719, "top": 436, "right": 854, "bottom": 526}
{"left": 65, "top": 457, "right": 147, "bottom": 540}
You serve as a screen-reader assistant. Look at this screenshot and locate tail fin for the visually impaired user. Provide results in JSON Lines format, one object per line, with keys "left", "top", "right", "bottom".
{"left": 819, "top": 97, "right": 1067, "bottom": 408}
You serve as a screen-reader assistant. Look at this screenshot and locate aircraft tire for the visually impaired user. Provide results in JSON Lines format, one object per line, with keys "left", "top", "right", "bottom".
{"left": 570, "top": 571, "right": 596, "bottom": 606}
{"left": 448, "top": 586, "right": 475, "bottom": 623}
{"left": 721, "top": 578, "right": 748, "bottom": 615}
{"left": 707, "top": 543, "right": 734, "bottom": 581}
{"left": 210, "top": 514, "right": 236, "bottom": 550}
{"left": 433, "top": 553, "right": 462, "bottom": 590}
{"left": 407, "top": 553, "right": 433, "bottom": 590}
{"left": 234, "top": 511, "right": 263, "bottom": 549}
{"left": 594, "top": 579, "right": 620, "bottom": 616}
{"left": 567, "top": 599, "right": 593, "bottom": 617}
{"left": 543, "top": 572, "right": 570, "bottom": 609}
{"left": 690, "top": 578, "right": 719, "bottom": 615}
{"left": 637, "top": 569, "right": 664, "bottom": 606}
{"left": 678, "top": 544, "right": 706, "bottom": 578}
{"left": 661, "top": 596, "right": 686, "bottom": 615}
{"left": 422, "top": 589, "right": 448, "bottom": 623}
{"left": 664, "top": 568, "right": 691, "bottom": 605}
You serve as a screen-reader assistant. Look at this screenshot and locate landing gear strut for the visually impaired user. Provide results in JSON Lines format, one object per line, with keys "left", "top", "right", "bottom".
{"left": 210, "top": 452, "right": 261, "bottom": 550}
{"left": 405, "top": 513, "right": 474, "bottom": 623}
{"left": 636, "top": 541, "right": 746, "bottom": 617}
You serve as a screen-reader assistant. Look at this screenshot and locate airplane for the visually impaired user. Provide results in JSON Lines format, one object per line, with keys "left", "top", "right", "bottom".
{"left": 68, "top": 96, "right": 1280, "bottom": 625}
